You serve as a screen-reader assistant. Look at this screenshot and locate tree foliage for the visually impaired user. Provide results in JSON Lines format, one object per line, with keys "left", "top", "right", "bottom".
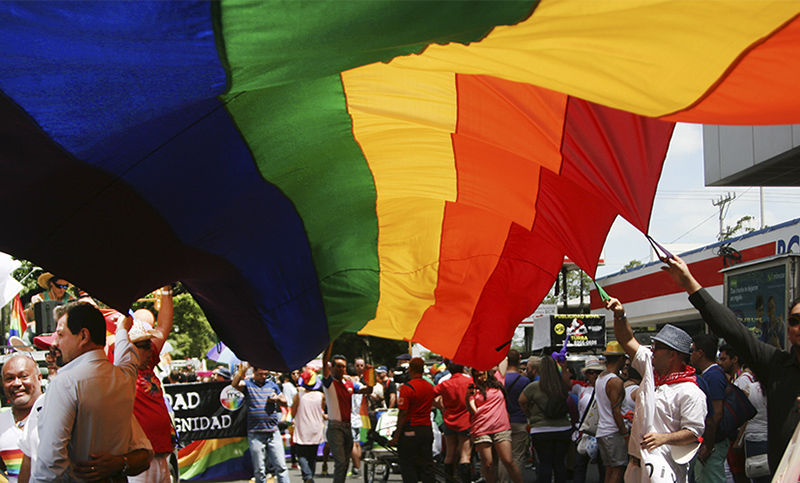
{"left": 543, "top": 269, "right": 593, "bottom": 306}
{"left": 328, "top": 333, "right": 409, "bottom": 371}
{"left": 163, "top": 293, "right": 218, "bottom": 362}
{"left": 720, "top": 215, "right": 756, "bottom": 240}
{"left": 623, "top": 259, "right": 644, "bottom": 270}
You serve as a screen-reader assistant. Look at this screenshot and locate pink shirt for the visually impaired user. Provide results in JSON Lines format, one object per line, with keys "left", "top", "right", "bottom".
{"left": 469, "top": 387, "right": 511, "bottom": 437}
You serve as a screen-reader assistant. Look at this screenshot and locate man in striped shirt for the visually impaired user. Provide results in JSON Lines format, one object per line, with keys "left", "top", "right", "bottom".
{"left": 322, "top": 344, "right": 371, "bottom": 483}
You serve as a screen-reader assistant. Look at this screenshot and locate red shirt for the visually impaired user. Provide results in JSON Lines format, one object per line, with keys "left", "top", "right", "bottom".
{"left": 433, "top": 373, "right": 472, "bottom": 431}
{"left": 398, "top": 377, "right": 435, "bottom": 426}
{"left": 134, "top": 350, "right": 174, "bottom": 453}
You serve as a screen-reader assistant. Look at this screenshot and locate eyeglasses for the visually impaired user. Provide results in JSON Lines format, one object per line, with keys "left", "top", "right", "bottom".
{"left": 652, "top": 342, "right": 671, "bottom": 352}
{"left": 134, "top": 341, "right": 153, "bottom": 350}
{"left": 585, "top": 370, "right": 601, "bottom": 376}
{"left": 53, "top": 283, "right": 69, "bottom": 289}
{"left": 789, "top": 314, "right": 800, "bottom": 327}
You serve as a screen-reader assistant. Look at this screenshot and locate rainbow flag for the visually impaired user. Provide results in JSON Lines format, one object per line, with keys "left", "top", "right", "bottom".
{"left": 8, "top": 295, "right": 26, "bottom": 339}
{"left": 1, "top": 2, "right": 799, "bottom": 370}
{"left": 0, "top": 448, "right": 22, "bottom": 481}
{"left": 177, "top": 437, "right": 251, "bottom": 481}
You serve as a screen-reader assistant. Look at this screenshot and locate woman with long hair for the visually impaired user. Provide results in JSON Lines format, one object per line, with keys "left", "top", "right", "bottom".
{"left": 466, "top": 369, "right": 523, "bottom": 483}
{"left": 519, "top": 356, "right": 572, "bottom": 483}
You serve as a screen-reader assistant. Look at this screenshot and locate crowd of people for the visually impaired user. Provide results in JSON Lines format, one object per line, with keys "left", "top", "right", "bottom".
{"left": 2, "top": 252, "right": 799, "bottom": 483}
{"left": 228, "top": 255, "right": 800, "bottom": 483}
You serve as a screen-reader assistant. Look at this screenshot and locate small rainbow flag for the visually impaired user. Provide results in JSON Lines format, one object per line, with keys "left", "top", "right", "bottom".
{"left": 8, "top": 295, "right": 26, "bottom": 339}
{"left": 0, "top": 447, "right": 23, "bottom": 480}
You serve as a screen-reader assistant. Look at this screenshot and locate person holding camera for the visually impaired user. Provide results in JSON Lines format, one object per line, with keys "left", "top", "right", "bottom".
{"left": 233, "top": 361, "right": 289, "bottom": 483}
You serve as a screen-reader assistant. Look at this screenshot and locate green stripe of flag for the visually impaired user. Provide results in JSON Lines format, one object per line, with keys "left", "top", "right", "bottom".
{"left": 221, "top": 76, "right": 379, "bottom": 337}
{"left": 217, "top": 0, "right": 539, "bottom": 94}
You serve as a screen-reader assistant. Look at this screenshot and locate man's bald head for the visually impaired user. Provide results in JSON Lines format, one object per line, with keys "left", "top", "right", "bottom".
{"left": 2, "top": 354, "right": 42, "bottom": 410}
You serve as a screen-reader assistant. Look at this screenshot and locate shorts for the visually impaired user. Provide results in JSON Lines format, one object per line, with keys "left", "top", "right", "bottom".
{"left": 597, "top": 433, "right": 628, "bottom": 467}
{"left": 473, "top": 429, "right": 512, "bottom": 445}
{"left": 443, "top": 424, "right": 470, "bottom": 437}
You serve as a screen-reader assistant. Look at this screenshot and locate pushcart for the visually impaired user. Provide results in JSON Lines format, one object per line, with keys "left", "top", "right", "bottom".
{"left": 362, "top": 409, "right": 458, "bottom": 483}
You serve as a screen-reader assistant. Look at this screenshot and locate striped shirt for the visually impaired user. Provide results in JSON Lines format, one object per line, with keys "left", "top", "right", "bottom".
{"left": 244, "top": 379, "right": 282, "bottom": 432}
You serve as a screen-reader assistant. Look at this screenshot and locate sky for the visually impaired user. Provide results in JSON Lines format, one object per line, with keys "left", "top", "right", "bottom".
{"left": 596, "top": 123, "right": 800, "bottom": 278}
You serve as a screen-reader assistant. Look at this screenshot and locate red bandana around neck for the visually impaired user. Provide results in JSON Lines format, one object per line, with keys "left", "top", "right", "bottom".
{"left": 654, "top": 364, "right": 697, "bottom": 387}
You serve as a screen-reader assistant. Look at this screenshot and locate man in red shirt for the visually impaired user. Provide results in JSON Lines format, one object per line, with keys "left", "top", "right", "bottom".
{"left": 389, "top": 357, "right": 435, "bottom": 483}
{"left": 129, "top": 287, "right": 175, "bottom": 483}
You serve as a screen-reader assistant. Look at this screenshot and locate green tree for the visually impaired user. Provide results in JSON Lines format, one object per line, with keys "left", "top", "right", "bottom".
{"left": 328, "top": 333, "right": 408, "bottom": 370}
{"left": 11, "top": 259, "right": 40, "bottom": 293}
{"left": 162, "top": 293, "right": 217, "bottom": 363}
{"left": 623, "top": 259, "right": 643, "bottom": 270}
{"left": 720, "top": 215, "right": 756, "bottom": 240}
{"left": 543, "top": 269, "right": 592, "bottom": 306}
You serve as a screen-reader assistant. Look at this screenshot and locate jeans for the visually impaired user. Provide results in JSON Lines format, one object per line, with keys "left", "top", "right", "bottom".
{"left": 397, "top": 425, "right": 435, "bottom": 483}
{"left": 248, "top": 431, "right": 290, "bottom": 483}
{"left": 327, "top": 421, "right": 353, "bottom": 483}
{"left": 296, "top": 444, "right": 319, "bottom": 482}
{"left": 573, "top": 449, "right": 605, "bottom": 483}
{"left": 530, "top": 429, "right": 572, "bottom": 483}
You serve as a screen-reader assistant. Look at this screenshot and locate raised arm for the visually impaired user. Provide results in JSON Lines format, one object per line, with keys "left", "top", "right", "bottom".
{"left": 322, "top": 342, "right": 333, "bottom": 379}
{"left": 114, "top": 314, "right": 140, "bottom": 378}
{"left": 660, "top": 255, "right": 702, "bottom": 295}
{"left": 152, "top": 286, "right": 174, "bottom": 352}
{"left": 663, "top": 255, "right": 776, "bottom": 378}
{"left": 606, "top": 297, "right": 639, "bottom": 359}
{"left": 232, "top": 361, "right": 249, "bottom": 391}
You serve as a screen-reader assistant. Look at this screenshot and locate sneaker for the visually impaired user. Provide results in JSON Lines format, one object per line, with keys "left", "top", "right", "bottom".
{"left": 352, "top": 469, "right": 360, "bottom": 477}
{"left": 292, "top": 464, "right": 299, "bottom": 470}
{"left": 321, "top": 464, "right": 329, "bottom": 476}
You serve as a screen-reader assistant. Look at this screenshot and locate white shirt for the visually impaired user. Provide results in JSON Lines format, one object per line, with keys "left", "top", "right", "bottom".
{"left": 0, "top": 408, "right": 24, "bottom": 483}
{"left": 736, "top": 373, "right": 767, "bottom": 442}
{"left": 18, "top": 394, "right": 44, "bottom": 470}
{"left": 628, "top": 346, "right": 707, "bottom": 483}
{"left": 33, "top": 328, "right": 151, "bottom": 483}
{"left": 595, "top": 372, "right": 621, "bottom": 438}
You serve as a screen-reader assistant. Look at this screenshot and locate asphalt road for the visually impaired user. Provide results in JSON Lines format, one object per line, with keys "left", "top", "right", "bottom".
{"left": 226, "top": 454, "right": 603, "bottom": 483}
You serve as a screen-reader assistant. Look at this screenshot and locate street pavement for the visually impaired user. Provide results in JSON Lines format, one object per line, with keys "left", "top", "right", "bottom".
{"left": 227, "top": 456, "right": 603, "bottom": 483}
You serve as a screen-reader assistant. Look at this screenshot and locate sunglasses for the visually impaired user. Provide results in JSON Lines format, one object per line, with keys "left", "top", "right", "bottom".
{"left": 789, "top": 314, "right": 800, "bottom": 327}
{"left": 53, "top": 283, "right": 69, "bottom": 289}
{"left": 652, "top": 342, "right": 672, "bottom": 352}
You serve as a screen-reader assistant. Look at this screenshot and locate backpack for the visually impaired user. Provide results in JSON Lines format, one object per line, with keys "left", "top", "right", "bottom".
{"left": 543, "top": 391, "right": 569, "bottom": 420}
{"left": 711, "top": 367, "right": 757, "bottom": 442}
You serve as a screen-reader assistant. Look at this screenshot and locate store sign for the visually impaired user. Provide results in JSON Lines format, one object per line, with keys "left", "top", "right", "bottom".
{"left": 550, "top": 314, "right": 606, "bottom": 350}
{"left": 164, "top": 381, "right": 247, "bottom": 441}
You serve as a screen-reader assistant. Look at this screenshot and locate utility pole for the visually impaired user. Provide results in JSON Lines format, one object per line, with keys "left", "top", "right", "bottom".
{"left": 713, "top": 192, "right": 736, "bottom": 240}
